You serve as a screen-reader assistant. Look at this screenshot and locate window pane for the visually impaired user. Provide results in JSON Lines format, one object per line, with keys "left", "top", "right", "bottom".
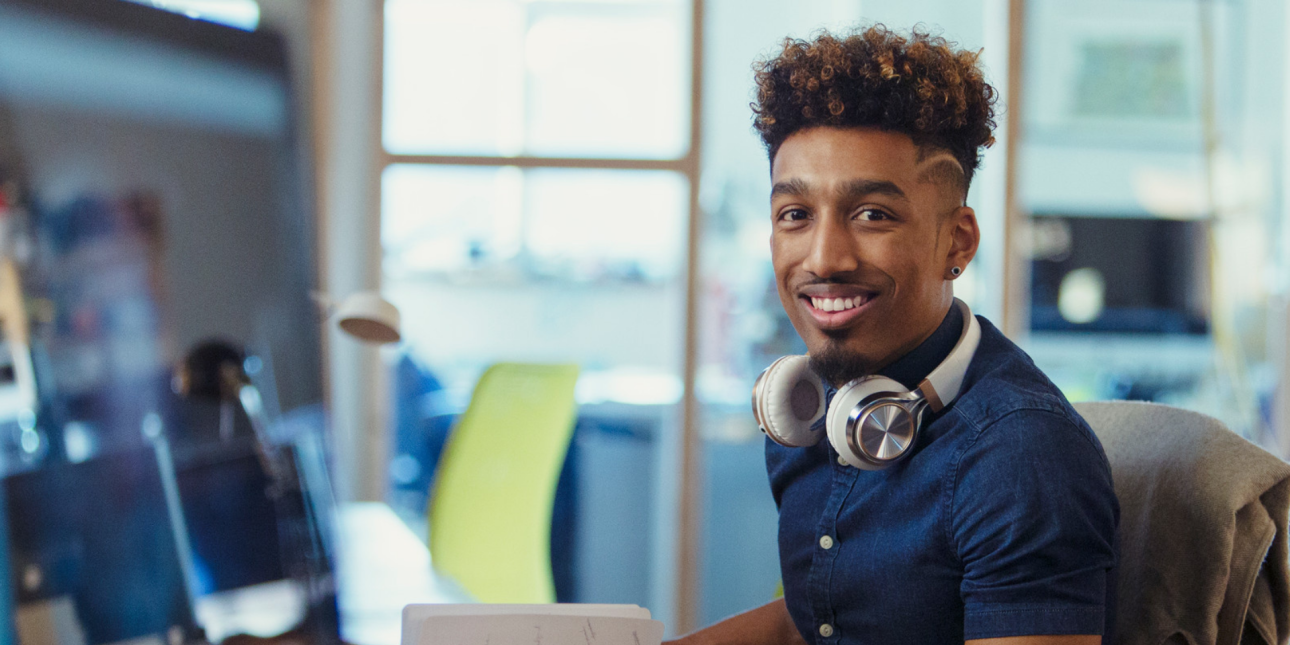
{"left": 383, "top": 1, "right": 525, "bottom": 156}
{"left": 382, "top": 165, "right": 688, "bottom": 622}
{"left": 383, "top": 165, "right": 687, "bottom": 282}
{"left": 524, "top": 7, "right": 688, "bottom": 158}
{"left": 383, "top": 0, "right": 690, "bottom": 159}
{"left": 525, "top": 169, "right": 687, "bottom": 280}
{"left": 1018, "top": 0, "right": 1286, "bottom": 443}
{"left": 382, "top": 165, "right": 523, "bottom": 276}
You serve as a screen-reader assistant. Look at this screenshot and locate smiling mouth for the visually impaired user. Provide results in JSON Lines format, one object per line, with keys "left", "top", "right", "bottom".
{"left": 798, "top": 291, "right": 878, "bottom": 329}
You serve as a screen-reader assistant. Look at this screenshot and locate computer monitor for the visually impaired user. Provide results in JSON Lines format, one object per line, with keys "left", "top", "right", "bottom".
{"left": 5, "top": 447, "right": 197, "bottom": 645}
{"left": 175, "top": 442, "right": 285, "bottom": 596}
{"left": 0, "top": 0, "right": 323, "bottom": 457}
{"left": 1030, "top": 215, "right": 1209, "bottom": 334}
{"left": 0, "top": 0, "right": 334, "bottom": 642}
{"left": 170, "top": 433, "right": 338, "bottom": 644}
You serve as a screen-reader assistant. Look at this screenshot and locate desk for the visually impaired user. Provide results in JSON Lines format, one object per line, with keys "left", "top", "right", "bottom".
{"left": 197, "top": 502, "right": 468, "bottom": 645}
{"left": 335, "top": 503, "right": 472, "bottom": 645}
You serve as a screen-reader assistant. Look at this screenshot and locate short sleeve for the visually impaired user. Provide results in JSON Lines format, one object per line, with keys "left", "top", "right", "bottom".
{"left": 950, "top": 408, "right": 1119, "bottom": 640}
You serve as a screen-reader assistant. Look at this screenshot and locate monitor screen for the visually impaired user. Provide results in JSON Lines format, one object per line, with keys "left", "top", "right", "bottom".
{"left": 176, "top": 443, "right": 284, "bottom": 595}
{"left": 1029, "top": 215, "right": 1209, "bottom": 334}
{"left": 5, "top": 447, "right": 196, "bottom": 645}
{"left": 0, "top": 0, "right": 323, "bottom": 461}
{"left": 0, "top": 1, "right": 333, "bottom": 642}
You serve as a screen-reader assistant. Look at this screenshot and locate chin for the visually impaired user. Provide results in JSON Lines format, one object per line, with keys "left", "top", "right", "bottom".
{"left": 808, "top": 340, "right": 878, "bottom": 387}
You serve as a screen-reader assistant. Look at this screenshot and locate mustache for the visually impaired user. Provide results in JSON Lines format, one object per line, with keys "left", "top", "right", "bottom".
{"left": 792, "top": 275, "right": 887, "bottom": 291}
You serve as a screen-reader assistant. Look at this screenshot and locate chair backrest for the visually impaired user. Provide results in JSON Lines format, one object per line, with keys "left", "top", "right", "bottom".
{"left": 1074, "top": 400, "right": 1290, "bottom": 645}
{"left": 428, "top": 363, "right": 580, "bottom": 604}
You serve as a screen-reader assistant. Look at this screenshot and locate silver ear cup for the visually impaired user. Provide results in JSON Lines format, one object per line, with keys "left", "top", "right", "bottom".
{"left": 827, "top": 376, "right": 923, "bottom": 470}
{"left": 846, "top": 398, "right": 924, "bottom": 465}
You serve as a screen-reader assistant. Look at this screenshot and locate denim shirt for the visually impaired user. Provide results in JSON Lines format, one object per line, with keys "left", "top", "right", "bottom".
{"left": 766, "top": 311, "right": 1119, "bottom": 643}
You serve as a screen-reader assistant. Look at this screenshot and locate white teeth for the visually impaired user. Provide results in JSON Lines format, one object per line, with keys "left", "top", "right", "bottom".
{"left": 811, "top": 296, "right": 867, "bottom": 312}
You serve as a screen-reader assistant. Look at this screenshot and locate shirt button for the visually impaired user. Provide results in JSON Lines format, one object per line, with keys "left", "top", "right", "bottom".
{"left": 819, "top": 535, "right": 834, "bottom": 550}
{"left": 819, "top": 624, "right": 834, "bottom": 638}
{"left": 837, "top": 455, "right": 848, "bottom": 466}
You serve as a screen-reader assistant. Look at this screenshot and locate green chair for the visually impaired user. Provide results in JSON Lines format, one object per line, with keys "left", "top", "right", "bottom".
{"left": 427, "top": 363, "right": 580, "bottom": 603}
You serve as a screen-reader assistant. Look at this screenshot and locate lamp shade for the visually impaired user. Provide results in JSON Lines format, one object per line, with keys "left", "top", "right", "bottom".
{"left": 334, "top": 291, "right": 401, "bottom": 344}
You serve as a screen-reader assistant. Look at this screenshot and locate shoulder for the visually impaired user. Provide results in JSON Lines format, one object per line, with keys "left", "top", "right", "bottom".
{"left": 945, "top": 406, "right": 1113, "bottom": 510}
{"left": 941, "top": 316, "right": 1116, "bottom": 538}
{"left": 950, "top": 316, "right": 1105, "bottom": 461}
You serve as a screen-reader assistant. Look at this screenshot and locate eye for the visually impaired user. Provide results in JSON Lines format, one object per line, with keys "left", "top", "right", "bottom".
{"left": 778, "top": 208, "right": 810, "bottom": 223}
{"left": 855, "top": 208, "right": 892, "bottom": 222}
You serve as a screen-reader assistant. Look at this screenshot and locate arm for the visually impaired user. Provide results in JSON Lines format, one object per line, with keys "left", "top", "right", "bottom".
{"left": 666, "top": 598, "right": 806, "bottom": 645}
{"left": 954, "top": 410, "right": 1118, "bottom": 643}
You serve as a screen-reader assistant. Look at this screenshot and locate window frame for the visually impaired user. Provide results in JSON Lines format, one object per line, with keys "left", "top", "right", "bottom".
{"left": 375, "top": 0, "right": 707, "bottom": 632}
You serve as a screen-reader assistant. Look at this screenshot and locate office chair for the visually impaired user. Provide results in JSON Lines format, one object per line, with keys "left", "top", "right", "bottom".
{"left": 1075, "top": 401, "right": 1290, "bottom": 645}
{"left": 427, "top": 363, "right": 580, "bottom": 604}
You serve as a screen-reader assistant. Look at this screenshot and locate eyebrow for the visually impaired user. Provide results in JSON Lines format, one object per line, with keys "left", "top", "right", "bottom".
{"left": 770, "top": 177, "right": 908, "bottom": 201}
{"left": 770, "top": 177, "right": 810, "bottom": 198}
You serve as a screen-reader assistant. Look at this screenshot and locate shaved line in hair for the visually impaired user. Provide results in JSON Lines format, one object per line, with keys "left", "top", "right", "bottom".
{"left": 917, "top": 155, "right": 968, "bottom": 205}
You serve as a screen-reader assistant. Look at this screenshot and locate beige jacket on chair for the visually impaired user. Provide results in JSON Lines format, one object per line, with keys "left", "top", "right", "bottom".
{"left": 1075, "top": 401, "right": 1290, "bottom": 645}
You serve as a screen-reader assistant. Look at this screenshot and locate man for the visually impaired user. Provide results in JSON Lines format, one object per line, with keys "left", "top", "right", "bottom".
{"left": 671, "top": 26, "right": 1119, "bottom": 644}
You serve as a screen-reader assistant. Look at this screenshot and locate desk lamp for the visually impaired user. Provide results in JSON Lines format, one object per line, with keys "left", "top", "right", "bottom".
{"left": 314, "top": 291, "right": 402, "bottom": 345}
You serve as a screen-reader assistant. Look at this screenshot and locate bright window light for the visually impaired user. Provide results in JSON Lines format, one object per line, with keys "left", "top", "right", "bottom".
{"left": 122, "top": 0, "right": 261, "bottom": 31}
{"left": 383, "top": 0, "right": 690, "bottom": 158}
{"left": 382, "top": 165, "right": 687, "bottom": 282}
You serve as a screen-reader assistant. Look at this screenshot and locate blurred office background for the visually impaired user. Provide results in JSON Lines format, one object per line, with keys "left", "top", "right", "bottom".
{"left": 0, "top": 0, "right": 1288, "bottom": 643}
{"left": 373, "top": 0, "right": 1290, "bottom": 633}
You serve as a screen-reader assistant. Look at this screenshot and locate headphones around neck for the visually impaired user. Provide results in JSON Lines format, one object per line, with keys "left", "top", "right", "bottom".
{"left": 752, "top": 299, "right": 982, "bottom": 470}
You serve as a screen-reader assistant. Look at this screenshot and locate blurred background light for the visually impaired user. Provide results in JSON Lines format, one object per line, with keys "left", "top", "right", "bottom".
{"left": 1058, "top": 267, "right": 1107, "bottom": 325}
{"left": 122, "top": 0, "right": 261, "bottom": 30}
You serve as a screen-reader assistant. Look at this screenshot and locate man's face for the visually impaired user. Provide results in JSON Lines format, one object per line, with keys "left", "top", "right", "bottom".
{"left": 770, "top": 126, "right": 978, "bottom": 385}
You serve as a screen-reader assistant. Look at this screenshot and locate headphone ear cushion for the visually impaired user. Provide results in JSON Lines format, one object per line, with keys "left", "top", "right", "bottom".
{"left": 755, "top": 355, "right": 826, "bottom": 447}
{"left": 827, "top": 376, "right": 906, "bottom": 470}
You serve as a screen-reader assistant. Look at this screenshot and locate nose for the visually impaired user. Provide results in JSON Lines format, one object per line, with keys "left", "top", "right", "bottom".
{"left": 800, "top": 215, "right": 859, "bottom": 278}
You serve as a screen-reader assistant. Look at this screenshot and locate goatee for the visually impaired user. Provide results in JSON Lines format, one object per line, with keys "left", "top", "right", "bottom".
{"left": 808, "top": 340, "right": 877, "bottom": 388}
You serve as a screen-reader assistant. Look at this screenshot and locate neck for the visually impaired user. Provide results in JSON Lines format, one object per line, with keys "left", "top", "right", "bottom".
{"left": 877, "top": 303, "right": 963, "bottom": 390}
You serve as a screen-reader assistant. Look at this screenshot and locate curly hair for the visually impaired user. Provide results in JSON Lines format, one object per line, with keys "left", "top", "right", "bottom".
{"left": 753, "top": 25, "right": 998, "bottom": 193}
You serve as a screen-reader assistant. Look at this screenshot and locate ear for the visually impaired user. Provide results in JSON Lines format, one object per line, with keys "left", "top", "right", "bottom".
{"left": 943, "top": 206, "right": 979, "bottom": 278}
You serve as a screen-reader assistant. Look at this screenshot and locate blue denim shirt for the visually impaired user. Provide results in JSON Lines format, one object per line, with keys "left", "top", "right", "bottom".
{"left": 766, "top": 311, "right": 1119, "bottom": 643}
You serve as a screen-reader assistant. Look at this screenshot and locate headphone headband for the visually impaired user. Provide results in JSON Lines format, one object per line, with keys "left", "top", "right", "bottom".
{"left": 916, "top": 298, "right": 980, "bottom": 413}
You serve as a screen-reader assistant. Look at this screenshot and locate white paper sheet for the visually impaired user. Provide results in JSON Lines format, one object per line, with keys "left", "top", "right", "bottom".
{"left": 402, "top": 604, "right": 657, "bottom": 645}
{"left": 413, "top": 614, "right": 664, "bottom": 645}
